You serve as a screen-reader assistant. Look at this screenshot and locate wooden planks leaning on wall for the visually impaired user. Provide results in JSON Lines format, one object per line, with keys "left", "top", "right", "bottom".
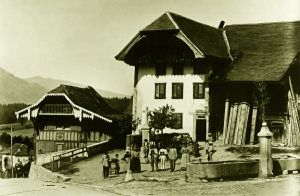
{"left": 222, "top": 101, "right": 253, "bottom": 146}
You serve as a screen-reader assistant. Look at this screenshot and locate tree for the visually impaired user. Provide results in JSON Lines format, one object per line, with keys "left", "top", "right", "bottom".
{"left": 253, "top": 81, "right": 270, "bottom": 122}
{"left": 110, "top": 114, "right": 141, "bottom": 148}
{"left": 148, "top": 104, "right": 177, "bottom": 135}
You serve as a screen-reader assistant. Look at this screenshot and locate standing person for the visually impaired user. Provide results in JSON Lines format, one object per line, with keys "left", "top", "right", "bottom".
{"left": 188, "top": 142, "right": 194, "bottom": 161}
{"left": 130, "top": 146, "right": 141, "bottom": 173}
{"left": 143, "top": 139, "right": 150, "bottom": 163}
{"left": 207, "top": 141, "right": 214, "bottom": 162}
{"left": 158, "top": 145, "right": 168, "bottom": 170}
{"left": 149, "top": 144, "right": 159, "bottom": 172}
{"left": 168, "top": 145, "right": 178, "bottom": 172}
{"left": 112, "top": 154, "right": 120, "bottom": 175}
{"left": 101, "top": 152, "right": 110, "bottom": 179}
{"left": 180, "top": 143, "right": 189, "bottom": 170}
{"left": 123, "top": 150, "right": 131, "bottom": 172}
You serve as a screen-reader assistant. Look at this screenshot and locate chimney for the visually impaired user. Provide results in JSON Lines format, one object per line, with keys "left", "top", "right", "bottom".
{"left": 218, "top": 21, "right": 225, "bottom": 29}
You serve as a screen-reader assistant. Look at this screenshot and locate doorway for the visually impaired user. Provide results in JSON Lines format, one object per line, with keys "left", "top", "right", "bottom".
{"left": 196, "top": 119, "right": 206, "bottom": 141}
{"left": 56, "top": 143, "right": 64, "bottom": 151}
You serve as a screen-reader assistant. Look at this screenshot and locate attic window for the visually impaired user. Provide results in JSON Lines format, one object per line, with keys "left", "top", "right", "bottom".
{"left": 173, "top": 64, "right": 183, "bottom": 75}
{"left": 155, "top": 65, "right": 166, "bottom": 76}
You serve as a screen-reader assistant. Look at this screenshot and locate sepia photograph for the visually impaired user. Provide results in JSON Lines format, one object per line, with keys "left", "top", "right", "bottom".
{"left": 0, "top": 0, "right": 300, "bottom": 195}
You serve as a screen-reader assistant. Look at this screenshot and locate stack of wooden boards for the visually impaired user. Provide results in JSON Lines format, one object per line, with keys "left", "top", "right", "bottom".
{"left": 223, "top": 101, "right": 257, "bottom": 145}
{"left": 286, "top": 77, "right": 300, "bottom": 146}
{"left": 222, "top": 77, "right": 300, "bottom": 147}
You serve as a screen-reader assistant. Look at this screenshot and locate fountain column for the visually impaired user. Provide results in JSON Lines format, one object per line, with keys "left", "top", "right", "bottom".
{"left": 258, "top": 122, "right": 273, "bottom": 178}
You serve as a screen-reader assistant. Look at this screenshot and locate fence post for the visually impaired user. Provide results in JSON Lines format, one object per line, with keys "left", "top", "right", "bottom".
{"left": 52, "top": 157, "right": 54, "bottom": 171}
{"left": 58, "top": 155, "right": 61, "bottom": 169}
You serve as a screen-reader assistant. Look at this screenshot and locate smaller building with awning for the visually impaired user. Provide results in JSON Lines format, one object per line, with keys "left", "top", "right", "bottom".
{"left": 15, "top": 84, "right": 117, "bottom": 154}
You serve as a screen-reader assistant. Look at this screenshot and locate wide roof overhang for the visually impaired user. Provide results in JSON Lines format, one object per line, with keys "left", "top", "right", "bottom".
{"left": 15, "top": 93, "right": 112, "bottom": 123}
{"left": 115, "top": 30, "right": 205, "bottom": 65}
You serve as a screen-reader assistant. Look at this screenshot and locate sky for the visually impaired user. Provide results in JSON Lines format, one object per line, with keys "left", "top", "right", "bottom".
{"left": 0, "top": 0, "right": 300, "bottom": 95}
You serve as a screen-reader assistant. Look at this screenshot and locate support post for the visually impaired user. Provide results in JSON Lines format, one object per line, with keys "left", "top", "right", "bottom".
{"left": 141, "top": 107, "right": 150, "bottom": 163}
{"left": 258, "top": 122, "right": 273, "bottom": 178}
{"left": 10, "top": 124, "right": 13, "bottom": 178}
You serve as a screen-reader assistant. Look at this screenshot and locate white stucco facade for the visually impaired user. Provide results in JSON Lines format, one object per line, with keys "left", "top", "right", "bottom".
{"left": 133, "top": 65, "right": 209, "bottom": 141}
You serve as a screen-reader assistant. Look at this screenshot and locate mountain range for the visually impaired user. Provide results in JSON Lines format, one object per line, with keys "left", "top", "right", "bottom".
{"left": 0, "top": 68, "right": 130, "bottom": 104}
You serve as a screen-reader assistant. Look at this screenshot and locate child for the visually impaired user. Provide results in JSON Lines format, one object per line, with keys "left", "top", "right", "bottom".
{"left": 158, "top": 145, "right": 168, "bottom": 170}
{"left": 206, "top": 141, "right": 214, "bottom": 161}
{"left": 112, "top": 154, "right": 120, "bottom": 175}
{"left": 149, "top": 144, "right": 159, "bottom": 172}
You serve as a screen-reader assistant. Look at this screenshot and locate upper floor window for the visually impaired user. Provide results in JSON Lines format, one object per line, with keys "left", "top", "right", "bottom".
{"left": 173, "top": 113, "right": 183, "bottom": 129}
{"left": 155, "top": 83, "right": 166, "bottom": 99}
{"left": 42, "top": 104, "right": 72, "bottom": 114}
{"left": 193, "top": 83, "right": 205, "bottom": 99}
{"left": 155, "top": 65, "right": 166, "bottom": 76}
{"left": 172, "top": 83, "right": 183, "bottom": 99}
{"left": 173, "top": 64, "right": 184, "bottom": 75}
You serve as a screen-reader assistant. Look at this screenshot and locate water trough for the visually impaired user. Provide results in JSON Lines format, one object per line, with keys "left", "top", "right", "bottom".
{"left": 186, "top": 157, "right": 300, "bottom": 179}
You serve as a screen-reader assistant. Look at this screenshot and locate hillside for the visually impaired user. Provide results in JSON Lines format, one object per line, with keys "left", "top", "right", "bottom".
{"left": 0, "top": 68, "right": 131, "bottom": 104}
{"left": 26, "top": 76, "right": 130, "bottom": 98}
{"left": 0, "top": 68, "right": 47, "bottom": 104}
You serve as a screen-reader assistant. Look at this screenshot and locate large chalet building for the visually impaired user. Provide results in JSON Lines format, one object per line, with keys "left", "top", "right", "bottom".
{"left": 16, "top": 85, "right": 116, "bottom": 153}
{"left": 116, "top": 12, "right": 300, "bottom": 146}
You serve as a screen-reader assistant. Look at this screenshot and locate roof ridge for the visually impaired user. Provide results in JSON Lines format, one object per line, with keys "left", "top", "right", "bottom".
{"left": 225, "top": 20, "right": 300, "bottom": 28}
{"left": 166, "top": 11, "right": 179, "bottom": 29}
{"left": 168, "top": 11, "right": 223, "bottom": 31}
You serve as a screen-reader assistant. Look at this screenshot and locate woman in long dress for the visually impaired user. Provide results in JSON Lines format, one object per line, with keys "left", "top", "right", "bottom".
{"left": 180, "top": 143, "right": 189, "bottom": 170}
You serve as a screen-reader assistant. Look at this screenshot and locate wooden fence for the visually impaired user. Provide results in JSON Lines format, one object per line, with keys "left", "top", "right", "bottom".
{"left": 49, "top": 146, "right": 88, "bottom": 172}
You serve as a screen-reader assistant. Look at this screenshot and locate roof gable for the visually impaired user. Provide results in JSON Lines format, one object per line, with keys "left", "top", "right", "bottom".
{"left": 116, "top": 12, "right": 231, "bottom": 62}
{"left": 48, "top": 85, "right": 117, "bottom": 117}
{"left": 168, "top": 12, "right": 230, "bottom": 59}
{"left": 143, "top": 12, "right": 178, "bottom": 31}
{"left": 225, "top": 21, "right": 300, "bottom": 81}
{"left": 16, "top": 85, "right": 116, "bottom": 122}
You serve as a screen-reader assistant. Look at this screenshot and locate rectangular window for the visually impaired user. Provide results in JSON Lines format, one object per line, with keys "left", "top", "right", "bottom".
{"left": 172, "top": 83, "right": 183, "bottom": 99}
{"left": 155, "top": 65, "right": 166, "bottom": 76}
{"left": 193, "top": 83, "right": 205, "bottom": 99}
{"left": 155, "top": 83, "right": 166, "bottom": 99}
{"left": 173, "top": 113, "right": 183, "bottom": 129}
{"left": 173, "top": 64, "right": 184, "bottom": 75}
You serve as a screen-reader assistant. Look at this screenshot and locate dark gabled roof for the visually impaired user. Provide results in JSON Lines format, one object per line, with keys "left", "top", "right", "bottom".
{"left": 143, "top": 12, "right": 178, "bottom": 31}
{"left": 144, "top": 12, "right": 231, "bottom": 59}
{"left": 225, "top": 21, "right": 300, "bottom": 81}
{"left": 49, "top": 84, "right": 117, "bottom": 117}
{"left": 116, "top": 12, "right": 231, "bottom": 62}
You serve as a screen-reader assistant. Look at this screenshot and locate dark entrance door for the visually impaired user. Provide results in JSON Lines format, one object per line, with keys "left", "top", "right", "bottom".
{"left": 196, "top": 119, "right": 206, "bottom": 141}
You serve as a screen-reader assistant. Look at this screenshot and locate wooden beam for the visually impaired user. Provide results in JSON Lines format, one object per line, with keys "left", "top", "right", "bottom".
{"left": 223, "top": 99, "right": 230, "bottom": 145}
{"left": 233, "top": 103, "right": 242, "bottom": 145}
{"left": 225, "top": 104, "right": 234, "bottom": 145}
{"left": 228, "top": 103, "right": 238, "bottom": 145}
{"left": 250, "top": 107, "right": 258, "bottom": 145}
{"left": 242, "top": 103, "right": 250, "bottom": 145}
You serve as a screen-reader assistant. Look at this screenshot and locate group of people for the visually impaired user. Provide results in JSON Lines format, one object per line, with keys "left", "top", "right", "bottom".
{"left": 0, "top": 157, "right": 31, "bottom": 179}
{"left": 143, "top": 140, "right": 178, "bottom": 172}
{"left": 100, "top": 135, "right": 215, "bottom": 179}
{"left": 100, "top": 152, "right": 120, "bottom": 179}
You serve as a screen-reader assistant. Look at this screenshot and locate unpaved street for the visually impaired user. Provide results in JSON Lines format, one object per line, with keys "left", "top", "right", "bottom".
{"left": 59, "top": 149, "right": 300, "bottom": 196}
